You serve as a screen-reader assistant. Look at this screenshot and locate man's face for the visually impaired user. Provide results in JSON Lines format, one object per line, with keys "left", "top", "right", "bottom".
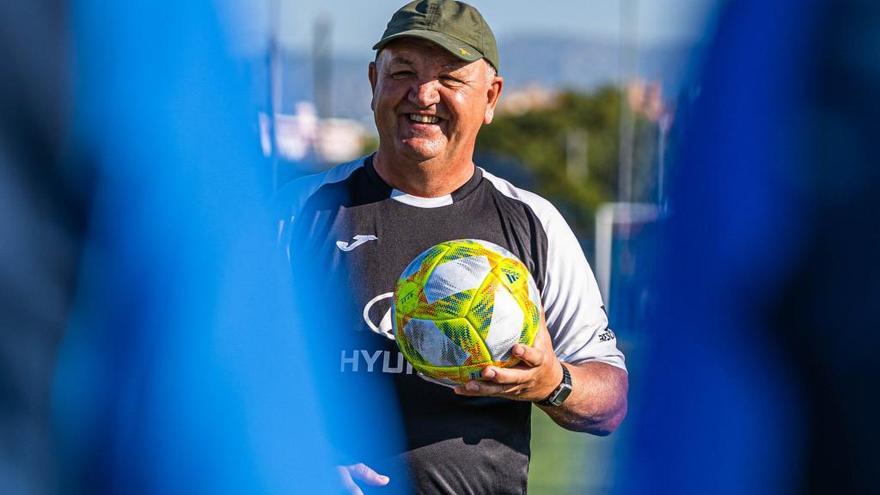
{"left": 369, "top": 38, "right": 503, "bottom": 165}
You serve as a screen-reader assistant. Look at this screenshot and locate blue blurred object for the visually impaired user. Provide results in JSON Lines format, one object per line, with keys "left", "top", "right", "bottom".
{"left": 618, "top": 0, "right": 880, "bottom": 493}
{"left": 1, "top": 0, "right": 367, "bottom": 493}
{"left": 51, "top": 1, "right": 344, "bottom": 493}
{"left": 52, "top": 1, "right": 345, "bottom": 493}
{"left": 0, "top": 0, "right": 76, "bottom": 492}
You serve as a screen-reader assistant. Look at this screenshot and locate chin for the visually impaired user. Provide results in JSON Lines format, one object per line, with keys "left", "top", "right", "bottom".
{"left": 398, "top": 140, "right": 446, "bottom": 162}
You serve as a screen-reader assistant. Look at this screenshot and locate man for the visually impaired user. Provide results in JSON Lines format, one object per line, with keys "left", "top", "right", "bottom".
{"left": 278, "top": 1, "right": 628, "bottom": 493}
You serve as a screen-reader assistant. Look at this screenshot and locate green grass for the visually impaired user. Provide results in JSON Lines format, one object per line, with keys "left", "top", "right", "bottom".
{"left": 528, "top": 405, "right": 618, "bottom": 494}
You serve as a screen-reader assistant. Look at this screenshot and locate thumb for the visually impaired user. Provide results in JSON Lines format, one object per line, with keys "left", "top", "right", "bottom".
{"left": 513, "top": 319, "right": 553, "bottom": 368}
{"left": 511, "top": 343, "right": 545, "bottom": 368}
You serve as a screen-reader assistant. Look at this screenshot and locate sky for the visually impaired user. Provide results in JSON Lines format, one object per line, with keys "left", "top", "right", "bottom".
{"left": 225, "top": 0, "right": 720, "bottom": 56}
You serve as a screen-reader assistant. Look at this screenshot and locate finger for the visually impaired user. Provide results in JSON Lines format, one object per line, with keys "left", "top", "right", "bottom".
{"left": 453, "top": 380, "right": 491, "bottom": 396}
{"left": 532, "top": 314, "right": 555, "bottom": 354}
{"left": 454, "top": 379, "right": 516, "bottom": 397}
{"left": 453, "top": 382, "right": 481, "bottom": 395}
{"left": 337, "top": 466, "right": 364, "bottom": 495}
{"left": 348, "top": 463, "right": 390, "bottom": 487}
{"left": 511, "top": 343, "right": 545, "bottom": 368}
{"left": 481, "top": 365, "right": 532, "bottom": 385}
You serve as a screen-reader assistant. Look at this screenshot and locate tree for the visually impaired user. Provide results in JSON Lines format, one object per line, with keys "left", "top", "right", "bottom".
{"left": 477, "top": 86, "right": 660, "bottom": 241}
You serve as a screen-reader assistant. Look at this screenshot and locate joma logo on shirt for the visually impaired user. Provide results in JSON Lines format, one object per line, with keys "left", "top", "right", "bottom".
{"left": 336, "top": 234, "right": 378, "bottom": 252}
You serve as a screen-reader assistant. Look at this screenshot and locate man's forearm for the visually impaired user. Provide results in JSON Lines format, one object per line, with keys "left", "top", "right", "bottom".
{"left": 538, "top": 361, "right": 628, "bottom": 435}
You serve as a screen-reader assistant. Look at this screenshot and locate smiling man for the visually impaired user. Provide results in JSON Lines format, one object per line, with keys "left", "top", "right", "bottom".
{"left": 369, "top": 36, "right": 498, "bottom": 197}
{"left": 278, "top": 1, "right": 628, "bottom": 493}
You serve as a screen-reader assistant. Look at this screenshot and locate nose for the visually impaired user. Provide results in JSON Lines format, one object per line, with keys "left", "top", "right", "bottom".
{"left": 408, "top": 79, "right": 440, "bottom": 107}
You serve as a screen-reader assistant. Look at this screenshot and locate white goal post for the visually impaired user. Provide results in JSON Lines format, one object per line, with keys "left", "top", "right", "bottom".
{"left": 594, "top": 202, "right": 660, "bottom": 309}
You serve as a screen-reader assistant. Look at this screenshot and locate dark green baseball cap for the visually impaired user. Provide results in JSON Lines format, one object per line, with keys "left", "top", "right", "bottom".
{"left": 373, "top": 0, "right": 500, "bottom": 73}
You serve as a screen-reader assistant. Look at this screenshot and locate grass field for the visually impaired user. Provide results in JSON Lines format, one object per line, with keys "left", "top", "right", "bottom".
{"left": 528, "top": 405, "right": 619, "bottom": 494}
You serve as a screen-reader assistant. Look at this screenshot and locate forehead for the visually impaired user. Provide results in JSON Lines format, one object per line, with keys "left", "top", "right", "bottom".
{"left": 378, "top": 38, "right": 470, "bottom": 69}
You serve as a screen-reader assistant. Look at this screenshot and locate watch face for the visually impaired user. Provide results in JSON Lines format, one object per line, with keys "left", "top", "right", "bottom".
{"left": 550, "top": 383, "right": 572, "bottom": 406}
{"left": 538, "top": 363, "right": 573, "bottom": 407}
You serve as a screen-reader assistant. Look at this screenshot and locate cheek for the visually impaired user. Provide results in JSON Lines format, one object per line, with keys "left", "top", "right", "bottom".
{"left": 378, "top": 90, "right": 409, "bottom": 118}
{"left": 451, "top": 95, "right": 485, "bottom": 130}
{"left": 451, "top": 91, "right": 470, "bottom": 109}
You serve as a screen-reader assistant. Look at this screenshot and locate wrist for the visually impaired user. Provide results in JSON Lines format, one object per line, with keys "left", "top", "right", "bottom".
{"left": 544, "top": 358, "right": 564, "bottom": 396}
{"left": 537, "top": 361, "right": 572, "bottom": 407}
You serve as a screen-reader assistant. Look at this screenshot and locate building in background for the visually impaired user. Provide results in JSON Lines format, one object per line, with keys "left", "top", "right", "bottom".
{"left": 259, "top": 101, "right": 371, "bottom": 168}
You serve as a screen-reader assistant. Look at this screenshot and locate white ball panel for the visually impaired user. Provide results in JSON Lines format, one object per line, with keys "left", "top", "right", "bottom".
{"left": 424, "top": 255, "right": 492, "bottom": 303}
{"left": 403, "top": 318, "right": 470, "bottom": 367}
{"left": 527, "top": 274, "right": 542, "bottom": 308}
{"left": 484, "top": 286, "right": 524, "bottom": 361}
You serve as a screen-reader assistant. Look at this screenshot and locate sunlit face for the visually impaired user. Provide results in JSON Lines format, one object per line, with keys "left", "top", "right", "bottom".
{"left": 369, "top": 38, "right": 502, "bottom": 165}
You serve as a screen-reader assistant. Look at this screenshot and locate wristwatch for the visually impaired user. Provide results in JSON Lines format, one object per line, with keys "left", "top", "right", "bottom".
{"left": 537, "top": 363, "right": 572, "bottom": 407}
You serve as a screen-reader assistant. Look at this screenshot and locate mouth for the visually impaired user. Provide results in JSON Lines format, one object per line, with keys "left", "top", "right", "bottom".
{"left": 407, "top": 113, "right": 441, "bottom": 125}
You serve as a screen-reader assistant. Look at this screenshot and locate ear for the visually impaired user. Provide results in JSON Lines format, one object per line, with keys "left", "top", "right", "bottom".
{"left": 368, "top": 61, "right": 378, "bottom": 111}
{"left": 484, "top": 74, "right": 504, "bottom": 125}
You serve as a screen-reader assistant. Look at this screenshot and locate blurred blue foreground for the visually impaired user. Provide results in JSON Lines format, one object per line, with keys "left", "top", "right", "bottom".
{"left": 618, "top": 0, "right": 880, "bottom": 493}
{"left": 0, "top": 1, "right": 402, "bottom": 493}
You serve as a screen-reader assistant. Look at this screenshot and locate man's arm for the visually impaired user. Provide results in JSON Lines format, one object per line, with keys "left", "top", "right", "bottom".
{"left": 453, "top": 320, "right": 628, "bottom": 435}
{"left": 538, "top": 360, "right": 628, "bottom": 434}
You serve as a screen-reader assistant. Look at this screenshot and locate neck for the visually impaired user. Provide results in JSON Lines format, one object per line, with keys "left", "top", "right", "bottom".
{"left": 373, "top": 151, "right": 475, "bottom": 197}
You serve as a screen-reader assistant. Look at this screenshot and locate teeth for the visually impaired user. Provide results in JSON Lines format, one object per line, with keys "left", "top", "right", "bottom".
{"left": 409, "top": 114, "right": 439, "bottom": 124}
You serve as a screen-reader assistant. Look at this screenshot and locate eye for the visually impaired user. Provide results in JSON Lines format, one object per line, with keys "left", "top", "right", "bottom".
{"left": 390, "top": 70, "right": 414, "bottom": 80}
{"left": 440, "top": 75, "right": 465, "bottom": 86}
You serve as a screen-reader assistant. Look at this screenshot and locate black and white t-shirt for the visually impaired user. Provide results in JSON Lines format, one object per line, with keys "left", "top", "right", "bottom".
{"left": 278, "top": 155, "right": 625, "bottom": 495}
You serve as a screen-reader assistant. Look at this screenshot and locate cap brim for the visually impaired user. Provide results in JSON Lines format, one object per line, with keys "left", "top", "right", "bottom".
{"left": 372, "top": 29, "right": 484, "bottom": 63}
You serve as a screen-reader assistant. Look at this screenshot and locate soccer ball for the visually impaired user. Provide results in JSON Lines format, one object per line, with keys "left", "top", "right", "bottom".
{"left": 393, "top": 239, "right": 542, "bottom": 385}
